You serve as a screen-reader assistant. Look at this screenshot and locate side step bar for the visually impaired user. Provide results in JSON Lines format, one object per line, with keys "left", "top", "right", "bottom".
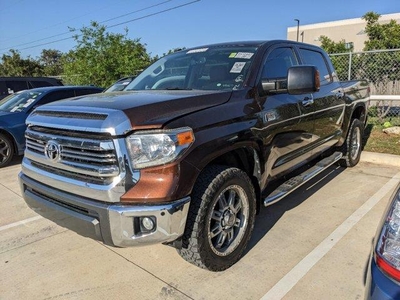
{"left": 263, "top": 152, "right": 343, "bottom": 207}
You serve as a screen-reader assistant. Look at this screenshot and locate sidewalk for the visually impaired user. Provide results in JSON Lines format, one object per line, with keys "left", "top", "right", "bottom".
{"left": 361, "top": 151, "right": 400, "bottom": 167}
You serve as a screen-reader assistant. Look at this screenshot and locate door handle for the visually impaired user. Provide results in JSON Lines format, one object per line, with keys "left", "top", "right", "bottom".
{"left": 302, "top": 98, "right": 314, "bottom": 107}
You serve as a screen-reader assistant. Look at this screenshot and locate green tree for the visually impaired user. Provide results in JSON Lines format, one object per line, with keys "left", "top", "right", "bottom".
{"left": 360, "top": 12, "right": 400, "bottom": 121}
{"left": 360, "top": 12, "right": 400, "bottom": 94}
{"left": 62, "top": 22, "right": 152, "bottom": 87}
{"left": 39, "top": 49, "right": 64, "bottom": 76}
{"left": 0, "top": 49, "right": 43, "bottom": 76}
{"left": 319, "top": 35, "right": 354, "bottom": 80}
{"left": 319, "top": 35, "right": 352, "bottom": 54}
{"left": 363, "top": 12, "right": 400, "bottom": 50}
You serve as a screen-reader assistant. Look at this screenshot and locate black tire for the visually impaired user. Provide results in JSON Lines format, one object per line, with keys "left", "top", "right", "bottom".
{"left": 339, "top": 119, "right": 363, "bottom": 167}
{"left": 177, "top": 165, "right": 256, "bottom": 271}
{"left": 0, "top": 133, "right": 14, "bottom": 168}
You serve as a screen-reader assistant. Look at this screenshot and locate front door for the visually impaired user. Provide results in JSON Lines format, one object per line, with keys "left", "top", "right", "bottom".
{"left": 256, "top": 46, "right": 315, "bottom": 182}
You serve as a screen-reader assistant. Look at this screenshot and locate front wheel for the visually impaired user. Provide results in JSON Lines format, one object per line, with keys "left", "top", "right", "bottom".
{"left": 339, "top": 118, "right": 363, "bottom": 167}
{"left": 178, "top": 165, "right": 256, "bottom": 271}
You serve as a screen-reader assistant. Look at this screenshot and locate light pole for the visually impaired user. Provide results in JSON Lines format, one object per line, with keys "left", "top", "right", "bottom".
{"left": 294, "top": 19, "right": 300, "bottom": 42}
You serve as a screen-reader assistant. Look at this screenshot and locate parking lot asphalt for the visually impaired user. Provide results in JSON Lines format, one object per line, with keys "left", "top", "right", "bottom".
{"left": 1, "top": 155, "right": 400, "bottom": 300}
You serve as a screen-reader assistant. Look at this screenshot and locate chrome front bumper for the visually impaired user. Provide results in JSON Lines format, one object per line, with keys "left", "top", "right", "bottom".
{"left": 19, "top": 172, "right": 190, "bottom": 247}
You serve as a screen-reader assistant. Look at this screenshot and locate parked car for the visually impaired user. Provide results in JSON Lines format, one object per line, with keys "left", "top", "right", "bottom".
{"left": 0, "top": 77, "right": 63, "bottom": 100}
{"left": 365, "top": 183, "right": 400, "bottom": 299}
{"left": 103, "top": 76, "right": 135, "bottom": 93}
{"left": 0, "top": 85, "right": 103, "bottom": 167}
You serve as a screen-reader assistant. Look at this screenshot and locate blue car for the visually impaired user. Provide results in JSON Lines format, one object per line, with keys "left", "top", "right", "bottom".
{"left": 0, "top": 86, "right": 103, "bottom": 167}
{"left": 365, "top": 183, "right": 400, "bottom": 299}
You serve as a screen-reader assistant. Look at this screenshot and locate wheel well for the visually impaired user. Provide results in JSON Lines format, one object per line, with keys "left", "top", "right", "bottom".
{"left": 208, "top": 148, "right": 262, "bottom": 214}
{"left": 351, "top": 105, "right": 366, "bottom": 122}
{"left": 0, "top": 129, "right": 17, "bottom": 154}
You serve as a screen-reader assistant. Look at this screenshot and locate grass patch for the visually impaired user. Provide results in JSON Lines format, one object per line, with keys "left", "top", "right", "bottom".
{"left": 364, "top": 124, "right": 400, "bottom": 155}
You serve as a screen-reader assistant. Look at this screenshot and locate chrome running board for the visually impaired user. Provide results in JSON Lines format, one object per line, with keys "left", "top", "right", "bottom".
{"left": 263, "top": 152, "right": 343, "bottom": 207}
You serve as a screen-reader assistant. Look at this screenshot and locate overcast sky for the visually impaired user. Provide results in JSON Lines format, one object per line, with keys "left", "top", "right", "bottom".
{"left": 0, "top": 0, "right": 398, "bottom": 58}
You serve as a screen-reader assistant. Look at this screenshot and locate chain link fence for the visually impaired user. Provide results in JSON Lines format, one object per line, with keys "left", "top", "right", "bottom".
{"left": 329, "top": 49, "right": 400, "bottom": 126}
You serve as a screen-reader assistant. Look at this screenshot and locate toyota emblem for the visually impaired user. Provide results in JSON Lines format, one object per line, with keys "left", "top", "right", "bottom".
{"left": 44, "top": 140, "right": 61, "bottom": 162}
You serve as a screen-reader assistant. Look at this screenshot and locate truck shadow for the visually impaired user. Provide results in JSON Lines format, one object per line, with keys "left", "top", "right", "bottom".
{"left": 362, "top": 124, "right": 373, "bottom": 149}
{"left": 246, "top": 164, "right": 346, "bottom": 253}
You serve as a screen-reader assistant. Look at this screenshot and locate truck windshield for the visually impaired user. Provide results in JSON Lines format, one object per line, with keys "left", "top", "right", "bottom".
{"left": 125, "top": 46, "right": 257, "bottom": 91}
{"left": 0, "top": 91, "right": 43, "bottom": 112}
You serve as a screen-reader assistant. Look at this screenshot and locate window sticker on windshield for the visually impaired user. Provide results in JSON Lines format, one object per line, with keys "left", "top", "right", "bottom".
{"left": 229, "top": 52, "right": 254, "bottom": 59}
{"left": 230, "top": 62, "right": 246, "bottom": 73}
{"left": 235, "top": 52, "right": 254, "bottom": 59}
{"left": 23, "top": 99, "right": 35, "bottom": 107}
{"left": 187, "top": 48, "right": 208, "bottom": 54}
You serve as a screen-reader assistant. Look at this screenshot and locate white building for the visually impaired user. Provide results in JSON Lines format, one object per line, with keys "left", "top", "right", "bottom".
{"left": 287, "top": 13, "right": 400, "bottom": 51}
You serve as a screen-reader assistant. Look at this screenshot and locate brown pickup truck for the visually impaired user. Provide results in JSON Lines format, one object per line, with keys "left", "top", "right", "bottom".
{"left": 19, "top": 40, "right": 369, "bottom": 271}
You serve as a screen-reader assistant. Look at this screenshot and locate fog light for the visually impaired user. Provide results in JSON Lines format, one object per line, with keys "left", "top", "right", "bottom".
{"left": 141, "top": 217, "right": 155, "bottom": 231}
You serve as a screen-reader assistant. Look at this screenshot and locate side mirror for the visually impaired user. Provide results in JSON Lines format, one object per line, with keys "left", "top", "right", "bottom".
{"left": 287, "top": 65, "right": 320, "bottom": 95}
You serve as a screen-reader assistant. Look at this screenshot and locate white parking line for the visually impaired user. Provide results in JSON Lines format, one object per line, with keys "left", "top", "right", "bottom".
{"left": 261, "top": 171, "right": 400, "bottom": 300}
{"left": 0, "top": 216, "right": 42, "bottom": 232}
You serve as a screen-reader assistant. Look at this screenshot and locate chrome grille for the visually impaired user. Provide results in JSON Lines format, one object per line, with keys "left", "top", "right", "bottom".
{"left": 25, "top": 127, "right": 120, "bottom": 184}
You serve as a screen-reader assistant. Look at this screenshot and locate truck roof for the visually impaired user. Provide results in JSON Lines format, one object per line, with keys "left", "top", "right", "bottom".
{"left": 179, "top": 40, "right": 319, "bottom": 52}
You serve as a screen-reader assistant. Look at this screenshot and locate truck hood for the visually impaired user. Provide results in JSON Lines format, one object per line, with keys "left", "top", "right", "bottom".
{"left": 48, "top": 90, "right": 230, "bottom": 126}
{"left": 30, "top": 90, "right": 232, "bottom": 135}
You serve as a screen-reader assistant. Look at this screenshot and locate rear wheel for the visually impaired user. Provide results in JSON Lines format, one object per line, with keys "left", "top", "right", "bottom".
{"left": 178, "top": 165, "right": 256, "bottom": 271}
{"left": 339, "top": 118, "right": 363, "bottom": 167}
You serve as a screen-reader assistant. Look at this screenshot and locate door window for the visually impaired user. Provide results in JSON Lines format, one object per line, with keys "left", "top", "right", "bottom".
{"left": 38, "top": 90, "right": 75, "bottom": 106}
{"left": 29, "top": 80, "right": 52, "bottom": 88}
{"left": 5, "top": 80, "right": 28, "bottom": 94}
{"left": 74, "top": 88, "right": 100, "bottom": 96}
{"left": 299, "top": 49, "right": 332, "bottom": 85}
{"left": 261, "top": 48, "right": 298, "bottom": 79}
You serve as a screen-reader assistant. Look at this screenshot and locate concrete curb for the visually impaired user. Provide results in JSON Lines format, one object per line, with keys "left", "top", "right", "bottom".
{"left": 361, "top": 151, "right": 400, "bottom": 167}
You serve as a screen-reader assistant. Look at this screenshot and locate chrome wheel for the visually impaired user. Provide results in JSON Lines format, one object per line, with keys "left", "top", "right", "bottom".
{"left": 339, "top": 118, "right": 363, "bottom": 168}
{"left": 178, "top": 166, "right": 256, "bottom": 271}
{"left": 350, "top": 126, "right": 361, "bottom": 161}
{"left": 0, "top": 135, "right": 12, "bottom": 167}
{"left": 208, "top": 185, "right": 249, "bottom": 256}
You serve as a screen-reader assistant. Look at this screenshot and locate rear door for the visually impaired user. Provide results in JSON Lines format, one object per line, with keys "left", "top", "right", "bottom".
{"left": 297, "top": 47, "right": 345, "bottom": 154}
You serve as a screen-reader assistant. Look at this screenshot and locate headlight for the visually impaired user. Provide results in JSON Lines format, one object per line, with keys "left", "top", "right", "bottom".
{"left": 375, "top": 184, "right": 400, "bottom": 281}
{"left": 126, "top": 127, "right": 194, "bottom": 169}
